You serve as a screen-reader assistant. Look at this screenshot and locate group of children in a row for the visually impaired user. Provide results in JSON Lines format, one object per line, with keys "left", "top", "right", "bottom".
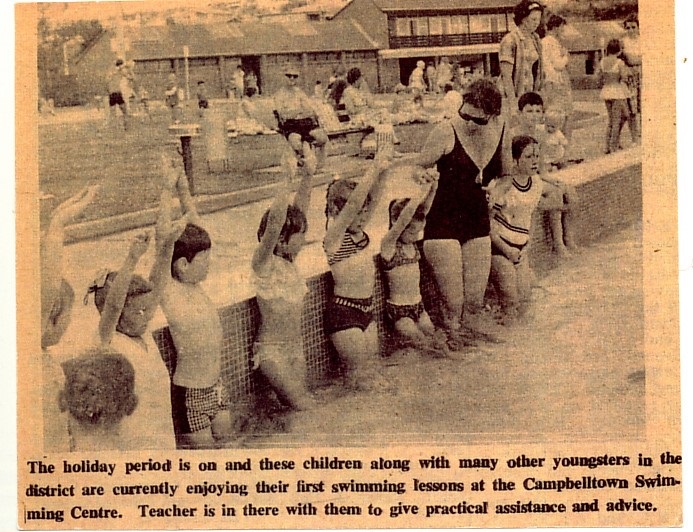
{"left": 42, "top": 81, "right": 577, "bottom": 451}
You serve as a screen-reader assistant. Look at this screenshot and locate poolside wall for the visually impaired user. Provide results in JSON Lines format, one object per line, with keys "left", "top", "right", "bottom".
{"left": 153, "top": 158, "right": 643, "bottom": 401}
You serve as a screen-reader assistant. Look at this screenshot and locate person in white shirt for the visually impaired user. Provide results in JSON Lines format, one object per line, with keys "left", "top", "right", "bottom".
{"left": 541, "top": 14, "right": 573, "bottom": 141}
{"left": 440, "top": 83, "right": 463, "bottom": 119}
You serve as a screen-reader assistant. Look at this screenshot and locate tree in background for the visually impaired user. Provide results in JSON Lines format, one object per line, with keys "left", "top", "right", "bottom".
{"left": 38, "top": 15, "right": 104, "bottom": 107}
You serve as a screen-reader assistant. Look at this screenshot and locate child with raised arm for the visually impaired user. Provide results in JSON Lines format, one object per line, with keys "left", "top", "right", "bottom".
{"left": 41, "top": 186, "right": 98, "bottom": 349}
{"left": 159, "top": 157, "right": 233, "bottom": 449}
{"left": 381, "top": 172, "right": 448, "bottom": 354}
{"left": 41, "top": 186, "right": 98, "bottom": 452}
{"left": 487, "top": 135, "right": 544, "bottom": 324}
{"left": 252, "top": 143, "right": 317, "bottom": 410}
{"left": 60, "top": 349, "right": 138, "bottom": 451}
{"left": 89, "top": 170, "right": 184, "bottom": 450}
{"left": 323, "top": 149, "right": 391, "bottom": 391}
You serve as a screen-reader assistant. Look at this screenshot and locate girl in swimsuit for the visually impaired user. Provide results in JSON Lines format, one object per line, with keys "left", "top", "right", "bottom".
{"left": 323, "top": 150, "right": 391, "bottom": 391}
{"left": 380, "top": 172, "right": 448, "bottom": 354}
{"left": 252, "top": 143, "right": 317, "bottom": 410}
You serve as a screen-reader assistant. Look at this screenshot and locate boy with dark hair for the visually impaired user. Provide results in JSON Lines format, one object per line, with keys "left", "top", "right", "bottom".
{"left": 160, "top": 158, "right": 232, "bottom": 449}
{"left": 512, "top": 92, "right": 578, "bottom": 258}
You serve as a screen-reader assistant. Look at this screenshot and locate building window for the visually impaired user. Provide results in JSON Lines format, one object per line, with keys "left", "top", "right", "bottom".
{"left": 440, "top": 16, "right": 451, "bottom": 35}
{"left": 395, "top": 17, "right": 413, "bottom": 37}
{"left": 490, "top": 14, "right": 507, "bottom": 32}
{"left": 413, "top": 17, "right": 429, "bottom": 36}
{"left": 428, "top": 16, "right": 443, "bottom": 35}
{"left": 469, "top": 14, "right": 492, "bottom": 33}
{"left": 450, "top": 15, "right": 469, "bottom": 35}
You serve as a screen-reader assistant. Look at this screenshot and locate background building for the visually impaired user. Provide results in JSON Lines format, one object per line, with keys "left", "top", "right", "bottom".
{"left": 332, "top": 0, "right": 515, "bottom": 90}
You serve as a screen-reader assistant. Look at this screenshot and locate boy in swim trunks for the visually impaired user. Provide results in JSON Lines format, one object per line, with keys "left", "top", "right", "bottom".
{"left": 274, "top": 66, "right": 328, "bottom": 165}
{"left": 159, "top": 157, "right": 232, "bottom": 449}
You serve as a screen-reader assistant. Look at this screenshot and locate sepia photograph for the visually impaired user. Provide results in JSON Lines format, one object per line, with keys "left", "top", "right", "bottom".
{"left": 15, "top": 0, "right": 681, "bottom": 527}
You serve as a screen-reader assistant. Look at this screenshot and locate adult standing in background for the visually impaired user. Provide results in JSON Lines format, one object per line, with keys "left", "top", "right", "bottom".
{"left": 246, "top": 70, "right": 259, "bottom": 95}
{"left": 106, "top": 59, "right": 130, "bottom": 130}
{"left": 436, "top": 56, "right": 454, "bottom": 94}
{"left": 541, "top": 14, "right": 573, "bottom": 141}
{"left": 233, "top": 65, "right": 245, "bottom": 100}
{"left": 621, "top": 13, "right": 641, "bottom": 143}
{"left": 499, "top": 0, "right": 545, "bottom": 112}
{"left": 409, "top": 60, "right": 426, "bottom": 107}
{"left": 426, "top": 61, "right": 437, "bottom": 94}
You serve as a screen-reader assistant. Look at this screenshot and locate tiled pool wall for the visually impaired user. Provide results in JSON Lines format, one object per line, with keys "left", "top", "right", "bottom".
{"left": 154, "top": 161, "right": 643, "bottom": 400}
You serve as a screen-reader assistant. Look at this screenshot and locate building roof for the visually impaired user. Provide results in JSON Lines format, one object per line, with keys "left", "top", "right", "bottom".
{"left": 371, "top": 0, "right": 515, "bottom": 10}
{"left": 130, "top": 19, "right": 378, "bottom": 60}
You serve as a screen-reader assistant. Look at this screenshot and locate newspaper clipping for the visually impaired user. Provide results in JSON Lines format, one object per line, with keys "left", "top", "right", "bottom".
{"left": 17, "top": 0, "right": 680, "bottom": 528}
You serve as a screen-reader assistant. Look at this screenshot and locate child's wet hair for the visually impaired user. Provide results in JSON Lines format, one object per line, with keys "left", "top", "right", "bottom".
{"left": 257, "top": 204, "right": 308, "bottom": 245}
{"left": 325, "top": 179, "right": 373, "bottom": 219}
{"left": 388, "top": 198, "right": 426, "bottom": 229}
{"left": 61, "top": 348, "right": 137, "bottom": 426}
{"left": 512, "top": 135, "right": 539, "bottom": 161}
{"left": 518, "top": 91, "right": 544, "bottom": 111}
{"left": 90, "top": 271, "right": 153, "bottom": 313}
{"left": 172, "top": 223, "right": 211, "bottom": 277}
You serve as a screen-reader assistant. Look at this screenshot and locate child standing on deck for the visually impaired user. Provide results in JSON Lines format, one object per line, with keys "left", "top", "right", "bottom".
{"left": 90, "top": 200, "right": 183, "bottom": 451}
{"left": 159, "top": 157, "right": 233, "bottom": 449}
{"left": 380, "top": 171, "right": 448, "bottom": 354}
{"left": 252, "top": 143, "right": 318, "bottom": 411}
{"left": 488, "top": 135, "right": 544, "bottom": 324}
{"left": 323, "top": 149, "right": 391, "bottom": 391}
{"left": 598, "top": 39, "right": 637, "bottom": 154}
{"left": 513, "top": 91, "right": 578, "bottom": 257}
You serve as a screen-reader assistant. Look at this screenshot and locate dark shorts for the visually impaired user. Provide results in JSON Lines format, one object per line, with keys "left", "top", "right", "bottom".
{"left": 279, "top": 117, "right": 319, "bottom": 143}
{"left": 385, "top": 300, "right": 425, "bottom": 329}
{"left": 198, "top": 99, "right": 209, "bottom": 109}
{"left": 171, "top": 378, "right": 230, "bottom": 434}
{"left": 109, "top": 92, "right": 125, "bottom": 106}
{"left": 326, "top": 296, "right": 373, "bottom": 335}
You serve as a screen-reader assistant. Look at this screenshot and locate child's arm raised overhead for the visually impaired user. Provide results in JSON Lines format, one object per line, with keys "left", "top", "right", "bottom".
{"left": 323, "top": 153, "right": 390, "bottom": 255}
{"left": 41, "top": 186, "right": 98, "bottom": 332}
{"left": 99, "top": 232, "right": 150, "bottom": 345}
{"left": 173, "top": 158, "right": 202, "bottom": 226}
{"left": 419, "top": 170, "right": 439, "bottom": 215}
{"left": 380, "top": 181, "right": 432, "bottom": 261}
{"left": 147, "top": 158, "right": 187, "bottom": 323}
{"left": 252, "top": 149, "right": 296, "bottom": 273}
{"left": 292, "top": 142, "right": 317, "bottom": 215}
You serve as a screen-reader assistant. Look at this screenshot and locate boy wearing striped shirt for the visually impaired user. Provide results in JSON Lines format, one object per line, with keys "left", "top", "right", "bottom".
{"left": 487, "top": 135, "right": 545, "bottom": 325}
